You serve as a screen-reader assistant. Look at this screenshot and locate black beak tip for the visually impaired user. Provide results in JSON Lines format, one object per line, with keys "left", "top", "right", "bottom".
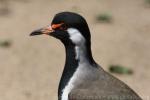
{"left": 30, "top": 32, "right": 35, "bottom": 36}
{"left": 30, "top": 30, "right": 42, "bottom": 36}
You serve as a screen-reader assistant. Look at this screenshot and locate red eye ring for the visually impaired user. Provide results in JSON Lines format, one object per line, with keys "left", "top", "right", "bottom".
{"left": 51, "top": 23, "right": 66, "bottom": 30}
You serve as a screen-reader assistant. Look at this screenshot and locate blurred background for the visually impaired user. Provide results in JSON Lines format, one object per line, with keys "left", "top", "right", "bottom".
{"left": 0, "top": 0, "right": 150, "bottom": 100}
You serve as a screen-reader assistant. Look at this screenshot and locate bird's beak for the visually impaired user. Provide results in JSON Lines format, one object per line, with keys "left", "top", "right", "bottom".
{"left": 30, "top": 25, "right": 54, "bottom": 36}
{"left": 30, "top": 23, "right": 64, "bottom": 36}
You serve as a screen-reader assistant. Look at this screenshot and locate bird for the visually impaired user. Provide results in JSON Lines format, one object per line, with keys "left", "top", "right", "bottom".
{"left": 30, "top": 12, "right": 142, "bottom": 100}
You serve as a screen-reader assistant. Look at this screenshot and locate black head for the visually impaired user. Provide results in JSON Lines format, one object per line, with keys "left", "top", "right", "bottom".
{"left": 30, "top": 12, "right": 91, "bottom": 45}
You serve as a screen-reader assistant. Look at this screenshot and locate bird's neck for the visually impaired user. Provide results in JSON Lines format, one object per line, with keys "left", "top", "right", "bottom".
{"left": 58, "top": 42, "right": 96, "bottom": 99}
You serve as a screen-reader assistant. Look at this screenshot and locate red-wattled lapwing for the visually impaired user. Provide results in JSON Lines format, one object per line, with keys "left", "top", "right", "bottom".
{"left": 30, "top": 12, "right": 142, "bottom": 100}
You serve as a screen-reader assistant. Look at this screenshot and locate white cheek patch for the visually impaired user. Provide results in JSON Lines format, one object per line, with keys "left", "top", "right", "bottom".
{"left": 67, "top": 28, "right": 85, "bottom": 45}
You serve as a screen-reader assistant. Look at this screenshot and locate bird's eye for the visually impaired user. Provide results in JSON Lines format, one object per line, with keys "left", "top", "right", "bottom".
{"left": 59, "top": 24, "right": 67, "bottom": 30}
{"left": 52, "top": 23, "right": 67, "bottom": 30}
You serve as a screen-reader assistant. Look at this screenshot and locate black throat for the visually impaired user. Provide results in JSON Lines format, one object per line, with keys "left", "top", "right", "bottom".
{"left": 58, "top": 39, "right": 96, "bottom": 100}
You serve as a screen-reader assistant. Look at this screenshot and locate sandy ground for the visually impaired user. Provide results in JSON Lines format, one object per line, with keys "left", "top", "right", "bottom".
{"left": 0, "top": 0, "right": 150, "bottom": 100}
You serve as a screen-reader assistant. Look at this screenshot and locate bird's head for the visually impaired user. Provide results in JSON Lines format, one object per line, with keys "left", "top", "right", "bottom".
{"left": 30, "top": 12, "right": 91, "bottom": 46}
